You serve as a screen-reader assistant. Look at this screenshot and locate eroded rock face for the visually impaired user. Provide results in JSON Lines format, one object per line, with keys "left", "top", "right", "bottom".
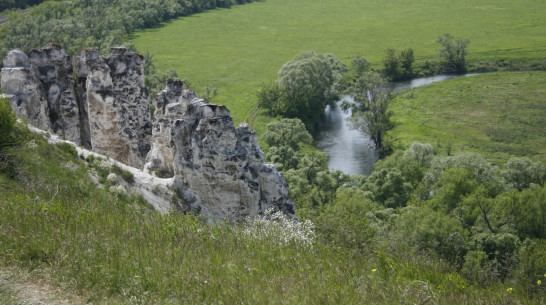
{"left": 145, "top": 79, "right": 295, "bottom": 221}
{"left": 2, "top": 44, "right": 152, "bottom": 168}
{"left": 145, "top": 78, "right": 195, "bottom": 178}
{"left": 84, "top": 47, "right": 151, "bottom": 168}
{"left": 1, "top": 49, "right": 50, "bottom": 130}
{"left": 2, "top": 44, "right": 296, "bottom": 221}
{"left": 28, "top": 43, "right": 81, "bottom": 144}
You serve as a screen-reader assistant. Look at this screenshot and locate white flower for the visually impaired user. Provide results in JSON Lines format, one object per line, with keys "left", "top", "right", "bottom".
{"left": 241, "top": 208, "right": 315, "bottom": 249}
{"left": 107, "top": 173, "right": 119, "bottom": 185}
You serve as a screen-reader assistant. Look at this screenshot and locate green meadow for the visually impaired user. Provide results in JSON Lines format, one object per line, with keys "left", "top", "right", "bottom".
{"left": 389, "top": 71, "right": 546, "bottom": 165}
{"left": 131, "top": 0, "right": 546, "bottom": 134}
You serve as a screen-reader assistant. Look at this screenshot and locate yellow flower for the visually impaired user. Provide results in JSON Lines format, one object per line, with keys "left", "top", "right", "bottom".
{"left": 538, "top": 280, "right": 542, "bottom": 285}
{"left": 371, "top": 268, "right": 377, "bottom": 272}
{"left": 506, "top": 287, "right": 513, "bottom": 293}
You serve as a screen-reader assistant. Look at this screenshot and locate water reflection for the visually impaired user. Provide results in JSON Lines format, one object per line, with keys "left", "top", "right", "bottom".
{"left": 316, "top": 74, "right": 482, "bottom": 176}
{"left": 315, "top": 96, "right": 378, "bottom": 176}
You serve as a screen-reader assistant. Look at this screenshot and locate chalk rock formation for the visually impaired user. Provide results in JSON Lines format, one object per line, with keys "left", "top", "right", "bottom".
{"left": 145, "top": 78, "right": 194, "bottom": 178}
{"left": 28, "top": 43, "right": 81, "bottom": 144}
{"left": 2, "top": 44, "right": 296, "bottom": 221}
{"left": 81, "top": 47, "right": 151, "bottom": 168}
{"left": 1, "top": 49, "right": 50, "bottom": 130}
{"left": 145, "top": 78, "right": 295, "bottom": 221}
{"left": 2, "top": 44, "right": 152, "bottom": 168}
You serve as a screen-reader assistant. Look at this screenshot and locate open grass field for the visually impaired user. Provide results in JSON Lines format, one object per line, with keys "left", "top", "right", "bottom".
{"left": 389, "top": 71, "right": 546, "bottom": 165}
{"left": 130, "top": 0, "right": 546, "bottom": 135}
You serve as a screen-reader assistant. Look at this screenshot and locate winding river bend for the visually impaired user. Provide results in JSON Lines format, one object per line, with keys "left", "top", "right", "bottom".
{"left": 315, "top": 74, "right": 481, "bottom": 176}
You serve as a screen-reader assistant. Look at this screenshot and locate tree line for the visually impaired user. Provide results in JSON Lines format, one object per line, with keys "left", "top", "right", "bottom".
{"left": 0, "top": 0, "right": 44, "bottom": 12}
{"left": 0, "top": 0, "right": 256, "bottom": 61}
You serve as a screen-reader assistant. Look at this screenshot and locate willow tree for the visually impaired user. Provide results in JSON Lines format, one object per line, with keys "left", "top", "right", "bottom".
{"left": 342, "top": 72, "right": 394, "bottom": 158}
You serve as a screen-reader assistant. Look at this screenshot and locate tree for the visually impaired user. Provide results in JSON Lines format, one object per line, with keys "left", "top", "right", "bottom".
{"left": 343, "top": 72, "right": 394, "bottom": 157}
{"left": 382, "top": 48, "right": 414, "bottom": 80}
{"left": 437, "top": 33, "right": 470, "bottom": 73}
{"left": 382, "top": 48, "right": 399, "bottom": 80}
{"left": 502, "top": 157, "right": 546, "bottom": 190}
{"left": 258, "top": 51, "right": 346, "bottom": 132}
{"left": 351, "top": 55, "right": 371, "bottom": 77}
{"left": 0, "top": 97, "right": 22, "bottom": 150}
{"left": 262, "top": 118, "right": 312, "bottom": 151}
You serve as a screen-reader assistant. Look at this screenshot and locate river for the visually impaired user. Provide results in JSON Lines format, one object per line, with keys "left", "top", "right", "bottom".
{"left": 315, "top": 74, "right": 481, "bottom": 176}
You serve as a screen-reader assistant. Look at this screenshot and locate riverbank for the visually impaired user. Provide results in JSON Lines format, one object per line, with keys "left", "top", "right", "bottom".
{"left": 389, "top": 71, "right": 546, "bottom": 165}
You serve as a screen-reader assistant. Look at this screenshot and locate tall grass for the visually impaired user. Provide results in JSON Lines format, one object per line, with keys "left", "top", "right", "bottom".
{"left": 0, "top": 134, "right": 538, "bottom": 303}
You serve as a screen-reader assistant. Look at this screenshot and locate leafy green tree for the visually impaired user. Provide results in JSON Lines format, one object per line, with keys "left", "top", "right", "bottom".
{"left": 502, "top": 157, "right": 546, "bottom": 191}
{"left": 259, "top": 51, "right": 346, "bottom": 132}
{"left": 362, "top": 168, "right": 413, "bottom": 208}
{"left": 351, "top": 55, "right": 371, "bottom": 77}
{"left": 0, "top": 97, "right": 22, "bottom": 150}
{"left": 314, "top": 187, "right": 377, "bottom": 251}
{"left": 343, "top": 72, "right": 394, "bottom": 157}
{"left": 262, "top": 118, "right": 312, "bottom": 151}
{"left": 403, "top": 142, "right": 434, "bottom": 167}
{"left": 256, "top": 83, "right": 289, "bottom": 117}
{"left": 395, "top": 206, "right": 468, "bottom": 263}
{"left": 428, "top": 168, "right": 478, "bottom": 213}
{"left": 437, "top": 33, "right": 470, "bottom": 73}
{"left": 382, "top": 48, "right": 400, "bottom": 80}
{"left": 266, "top": 146, "right": 299, "bottom": 171}
{"left": 382, "top": 48, "right": 414, "bottom": 80}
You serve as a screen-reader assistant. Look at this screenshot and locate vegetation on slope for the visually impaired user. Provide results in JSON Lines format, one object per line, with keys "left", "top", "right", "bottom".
{"left": 1, "top": 96, "right": 545, "bottom": 304}
{"left": 389, "top": 71, "right": 546, "bottom": 165}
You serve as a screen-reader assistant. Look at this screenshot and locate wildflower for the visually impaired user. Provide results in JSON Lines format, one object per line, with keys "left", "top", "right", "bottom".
{"left": 538, "top": 280, "right": 542, "bottom": 285}
{"left": 506, "top": 287, "right": 513, "bottom": 293}
{"left": 371, "top": 269, "right": 377, "bottom": 273}
{"left": 241, "top": 208, "right": 315, "bottom": 249}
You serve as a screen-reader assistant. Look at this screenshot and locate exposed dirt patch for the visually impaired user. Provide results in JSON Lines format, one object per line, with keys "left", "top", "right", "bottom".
{"left": 0, "top": 267, "right": 85, "bottom": 305}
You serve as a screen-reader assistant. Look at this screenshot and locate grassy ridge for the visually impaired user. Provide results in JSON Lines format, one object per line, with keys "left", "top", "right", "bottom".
{"left": 0, "top": 135, "right": 532, "bottom": 304}
{"left": 389, "top": 71, "right": 546, "bottom": 165}
{"left": 130, "top": 0, "right": 546, "bottom": 133}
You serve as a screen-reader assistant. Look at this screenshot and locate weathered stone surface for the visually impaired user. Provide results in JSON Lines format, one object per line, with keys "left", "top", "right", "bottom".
{"left": 72, "top": 48, "right": 101, "bottom": 149}
{"left": 145, "top": 80, "right": 295, "bottom": 221}
{"left": 85, "top": 47, "right": 151, "bottom": 168}
{"left": 3, "top": 45, "right": 296, "bottom": 222}
{"left": 145, "top": 78, "right": 195, "bottom": 178}
{"left": 28, "top": 43, "right": 80, "bottom": 143}
{"left": 1, "top": 49, "right": 50, "bottom": 130}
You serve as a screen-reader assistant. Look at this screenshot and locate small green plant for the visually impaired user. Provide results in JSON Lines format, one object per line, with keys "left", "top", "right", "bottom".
{"left": 55, "top": 142, "right": 78, "bottom": 158}
{"left": 112, "top": 165, "right": 136, "bottom": 184}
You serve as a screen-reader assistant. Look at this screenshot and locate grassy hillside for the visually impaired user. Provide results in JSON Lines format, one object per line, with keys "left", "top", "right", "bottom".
{"left": 1, "top": 130, "right": 539, "bottom": 304}
{"left": 130, "top": 0, "right": 546, "bottom": 133}
{"left": 389, "top": 71, "right": 546, "bottom": 165}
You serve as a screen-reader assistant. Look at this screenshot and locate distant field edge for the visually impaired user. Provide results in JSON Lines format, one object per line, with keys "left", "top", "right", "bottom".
{"left": 388, "top": 71, "right": 546, "bottom": 165}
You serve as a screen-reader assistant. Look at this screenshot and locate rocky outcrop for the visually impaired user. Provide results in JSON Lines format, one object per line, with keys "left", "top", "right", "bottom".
{"left": 1, "top": 49, "right": 50, "bottom": 131}
{"left": 1, "top": 44, "right": 295, "bottom": 221}
{"left": 2, "top": 44, "right": 152, "bottom": 168}
{"left": 145, "top": 79, "right": 295, "bottom": 221}
{"left": 79, "top": 47, "right": 151, "bottom": 168}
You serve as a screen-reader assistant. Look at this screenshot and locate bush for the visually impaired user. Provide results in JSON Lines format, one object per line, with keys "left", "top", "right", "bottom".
{"left": 55, "top": 142, "right": 78, "bottom": 158}
{"left": 314, "top": 187, "right": 377, "bottom": 251}
{"left": 0, "top": 97, "right": 22, "bottom": 150}
{"left": 502, "top": 157, "right": 546, "bottom": 190}
{"left": 437, "top": 33, "right": 470, "bottom": 73}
